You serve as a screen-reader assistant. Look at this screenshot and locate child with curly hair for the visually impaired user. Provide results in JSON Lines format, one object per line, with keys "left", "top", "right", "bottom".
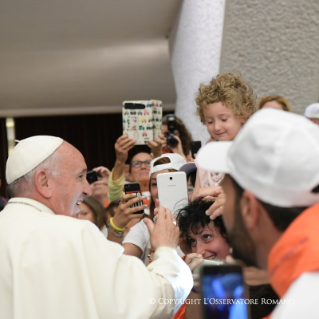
{"left": 193, "top": 73, "right": 256, "bottom": 218}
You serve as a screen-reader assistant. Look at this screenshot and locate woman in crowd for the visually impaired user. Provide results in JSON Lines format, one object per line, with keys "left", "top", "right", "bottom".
{"left": 258, "top": 95, "right": 291, "bottom": 112}
{"left": 174, "top": 199, "right": 278, "bottom": 319}
{"left": 148, "top": 115, "right": 192, "bottom": 160}
{"left": 107, "top": 153, "right": 187, "bottom": 264}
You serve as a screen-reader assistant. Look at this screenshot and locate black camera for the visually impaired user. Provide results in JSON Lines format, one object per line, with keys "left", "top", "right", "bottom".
{"left": 165, "top": 115, "right": 178, "bottom": 147}
{"left": 86, "top": 171, "right": 102, "bottom": 184}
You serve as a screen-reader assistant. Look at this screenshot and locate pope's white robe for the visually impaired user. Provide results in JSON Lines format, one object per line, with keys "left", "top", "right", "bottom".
{"left": 0, "top": 198, "right": 192, "bottom": 319}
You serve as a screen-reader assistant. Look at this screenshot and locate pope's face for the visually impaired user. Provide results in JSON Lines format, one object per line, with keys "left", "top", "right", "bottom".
{"left": 48, "top": 142, "right": 92, "bottom": 216}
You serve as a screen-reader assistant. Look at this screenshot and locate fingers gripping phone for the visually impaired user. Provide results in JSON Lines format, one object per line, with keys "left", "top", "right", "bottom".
{"left": 200, "top": 263, "right": 251, "bottom": 319}
{"left": 156, "top": 172, "right": 189, "bottom": 217}
{"left": 124, "top": 182, "right": 144, "bottom": 214}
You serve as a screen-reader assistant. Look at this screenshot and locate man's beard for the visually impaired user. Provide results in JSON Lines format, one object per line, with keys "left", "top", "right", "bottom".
{"left": 227, "top": 205, "right": 258, "bottom": 267}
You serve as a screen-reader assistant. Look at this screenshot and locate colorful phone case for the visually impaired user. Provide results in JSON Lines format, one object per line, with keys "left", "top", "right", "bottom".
{"left": 122, "top": 100, "right": 162, "bottom": 145}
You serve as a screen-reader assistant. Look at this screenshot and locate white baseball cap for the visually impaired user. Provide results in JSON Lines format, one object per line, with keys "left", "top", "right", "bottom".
{"left": 304, "top": 103, "right": 319, "bottom": 119}
{"left": 149, "top": 153, "right": 186, "bottom": 177}
{"left": 197, "top": 108, "right": 319, "bottom": 207}
{"left": 6, "top": 136, "right": 64, "bottom": 184}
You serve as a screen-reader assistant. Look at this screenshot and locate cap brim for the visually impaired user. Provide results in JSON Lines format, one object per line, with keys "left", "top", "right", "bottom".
{"left": 179, "top": 162, "right": 197, "bottom": 175}
{"left": 197, "top": 141, "right": 232, "bottom": 173}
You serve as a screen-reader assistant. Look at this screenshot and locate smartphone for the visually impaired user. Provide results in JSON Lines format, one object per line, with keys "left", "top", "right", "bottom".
{"left": 156, "top": 171, "right": 188, "bottom": 217}
{"left": 192, "top": 258, "right": 224, "bottom": 275}
{"left": 200, "top": 263, "right": 250, "bottom": 319}
{"left": 190, "top": 141, "right": 202, "bottom": 159}
{"left": 124, "top": 182, "right": 144, "bottom": 214}
{"left": 122, "top": 100, "right": 162, "bottom": 145}
{"left": 86, "top": 171, "right": 102, "bottom": 184}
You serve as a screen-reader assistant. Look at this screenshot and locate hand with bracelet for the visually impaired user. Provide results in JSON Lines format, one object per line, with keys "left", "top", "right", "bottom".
{"left": 108, "top": 193, "right": 145, "bottom": 242}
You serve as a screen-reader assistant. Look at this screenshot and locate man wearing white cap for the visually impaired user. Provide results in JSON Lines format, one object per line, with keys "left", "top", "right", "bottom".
{"left": 0, "top": 136, "right": 192, "bottom": 319}
{"left": 197, "top": 108, "right": 319, "bottom": 318}
{"left": 304, "top": 102, "right": 319, "bottom": 125}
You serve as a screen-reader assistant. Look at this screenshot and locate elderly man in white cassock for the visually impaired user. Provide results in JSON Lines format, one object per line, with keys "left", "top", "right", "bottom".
{"left": 0, "top": 136, "right": 192, "bottom": 319}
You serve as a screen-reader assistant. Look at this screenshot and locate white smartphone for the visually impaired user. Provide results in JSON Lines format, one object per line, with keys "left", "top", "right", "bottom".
{"left": 156, "top": 171, "right": 189, "bottom": 217}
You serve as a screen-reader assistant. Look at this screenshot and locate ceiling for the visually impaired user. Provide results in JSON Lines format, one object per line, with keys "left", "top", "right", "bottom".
{"left": 0, "top": 0, "right": 182, "bottom": 117}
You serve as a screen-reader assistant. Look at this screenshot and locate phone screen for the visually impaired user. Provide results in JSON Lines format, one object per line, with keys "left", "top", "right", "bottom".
{"left": 124, "top": 182, "right": 144, "bottom": 214}
{"left": 201, "top": 264, "right": 249, "bottom": 319}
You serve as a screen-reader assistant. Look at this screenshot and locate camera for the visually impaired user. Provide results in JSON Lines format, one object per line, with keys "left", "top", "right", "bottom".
{"left": 86, "top": 171, "right": 102, "bottom": 184}
{"left": 165, "top": 115, "right": 178, "bottom": 147}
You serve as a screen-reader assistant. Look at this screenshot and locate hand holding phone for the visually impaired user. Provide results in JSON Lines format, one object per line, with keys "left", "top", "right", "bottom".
{"left": 112, "top": 193, "right": 145, "bottom": 229}
{"left": 124, "top": 182, "right": 145, "bottom": 214}
{"left": 144, "top": 205, "right": 179, "bottom": 250}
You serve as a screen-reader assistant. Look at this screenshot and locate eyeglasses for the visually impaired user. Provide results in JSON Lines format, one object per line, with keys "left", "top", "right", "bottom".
{"left": 131, "top": 161, "right": 151, "bottom": 168}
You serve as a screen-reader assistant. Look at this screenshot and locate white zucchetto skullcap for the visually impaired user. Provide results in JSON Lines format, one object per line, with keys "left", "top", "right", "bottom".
{"left": 6, "top": 135, "right": 64, "bottom": 184}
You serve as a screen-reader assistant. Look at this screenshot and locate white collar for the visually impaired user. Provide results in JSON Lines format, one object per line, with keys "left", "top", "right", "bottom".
{"left": 7, "top": 197, "right": 56, "bottom": 215}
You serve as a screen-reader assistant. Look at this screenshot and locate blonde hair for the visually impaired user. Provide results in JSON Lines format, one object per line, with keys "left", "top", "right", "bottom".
{"left": 196, "top": 73, "right": 256, "bottom": 124}
{"left": 258, "top": 95, "right": 291, "bottom": 112}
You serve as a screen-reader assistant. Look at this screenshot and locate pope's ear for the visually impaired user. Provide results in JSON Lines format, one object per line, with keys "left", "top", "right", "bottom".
{"left": 34, "top": 170, "right": 52, "bottom": 198}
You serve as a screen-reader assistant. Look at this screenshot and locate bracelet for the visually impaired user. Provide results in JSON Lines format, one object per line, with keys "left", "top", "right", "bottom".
{"left": 110, "top": 218, "right": 125, "bottom": 232}
{"left": 109, "top": 224, "right": 124, "bottom": 238}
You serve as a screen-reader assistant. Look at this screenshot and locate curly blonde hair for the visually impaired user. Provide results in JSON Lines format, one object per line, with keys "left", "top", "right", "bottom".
{"left": 196, "top": 73, "right": 256, "bottom": 124}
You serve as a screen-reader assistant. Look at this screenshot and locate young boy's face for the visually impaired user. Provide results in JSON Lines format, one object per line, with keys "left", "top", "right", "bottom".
{"left": 203, "top": 102, "right": 244, "bottom": 141}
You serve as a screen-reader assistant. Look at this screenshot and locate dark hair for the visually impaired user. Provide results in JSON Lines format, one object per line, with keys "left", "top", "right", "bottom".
{"left": 188, "top": 170, "right": 197, "bottom": 188}
{"left": 162, "top": 114, "right": 192, "bottom": 156}
{"left": 127, "top": 146, "right": 151, "bottom": 165}
{"left": 82, "top": 196, "right": 106, "bottom": 230}
{"left": 128, "top": 150, "right": 152, "bottom": 173}
{"left": 230, "top": 176, "right": 308, "bottom": 232}
{"left": 177, "top": 198, "right": 228, "bottom": 243}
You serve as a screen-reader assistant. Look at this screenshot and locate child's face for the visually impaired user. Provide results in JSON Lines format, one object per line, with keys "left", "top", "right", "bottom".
{"left": 203, "top": 102, "right": 244, "bottom": 141}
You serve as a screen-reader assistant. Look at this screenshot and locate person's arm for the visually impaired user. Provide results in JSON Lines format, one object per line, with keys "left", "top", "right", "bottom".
{"left": 123, "top": 243, "right": 143, "bottom": 258}
{"left": 183, "top": 253, "right": 204, "bottom": 319}
{"left": 113, "top": 135, "right": 135, "bottom": 182}
{"left": 79, "top": 216, "right": 193, "bottom": 319}
{"left": 108, "top": 135, "right": 136, "bottom": 202}
{"left": 144, "top": 207, "right": 193, "bottom": 314}
{"left": 107, "top": 193, "right": 145, "bottom": 244}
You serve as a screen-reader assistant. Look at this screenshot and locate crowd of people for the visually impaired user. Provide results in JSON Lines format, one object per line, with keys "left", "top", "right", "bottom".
{"left": 1, "top": 72, "right": 319, "bottom": 319}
